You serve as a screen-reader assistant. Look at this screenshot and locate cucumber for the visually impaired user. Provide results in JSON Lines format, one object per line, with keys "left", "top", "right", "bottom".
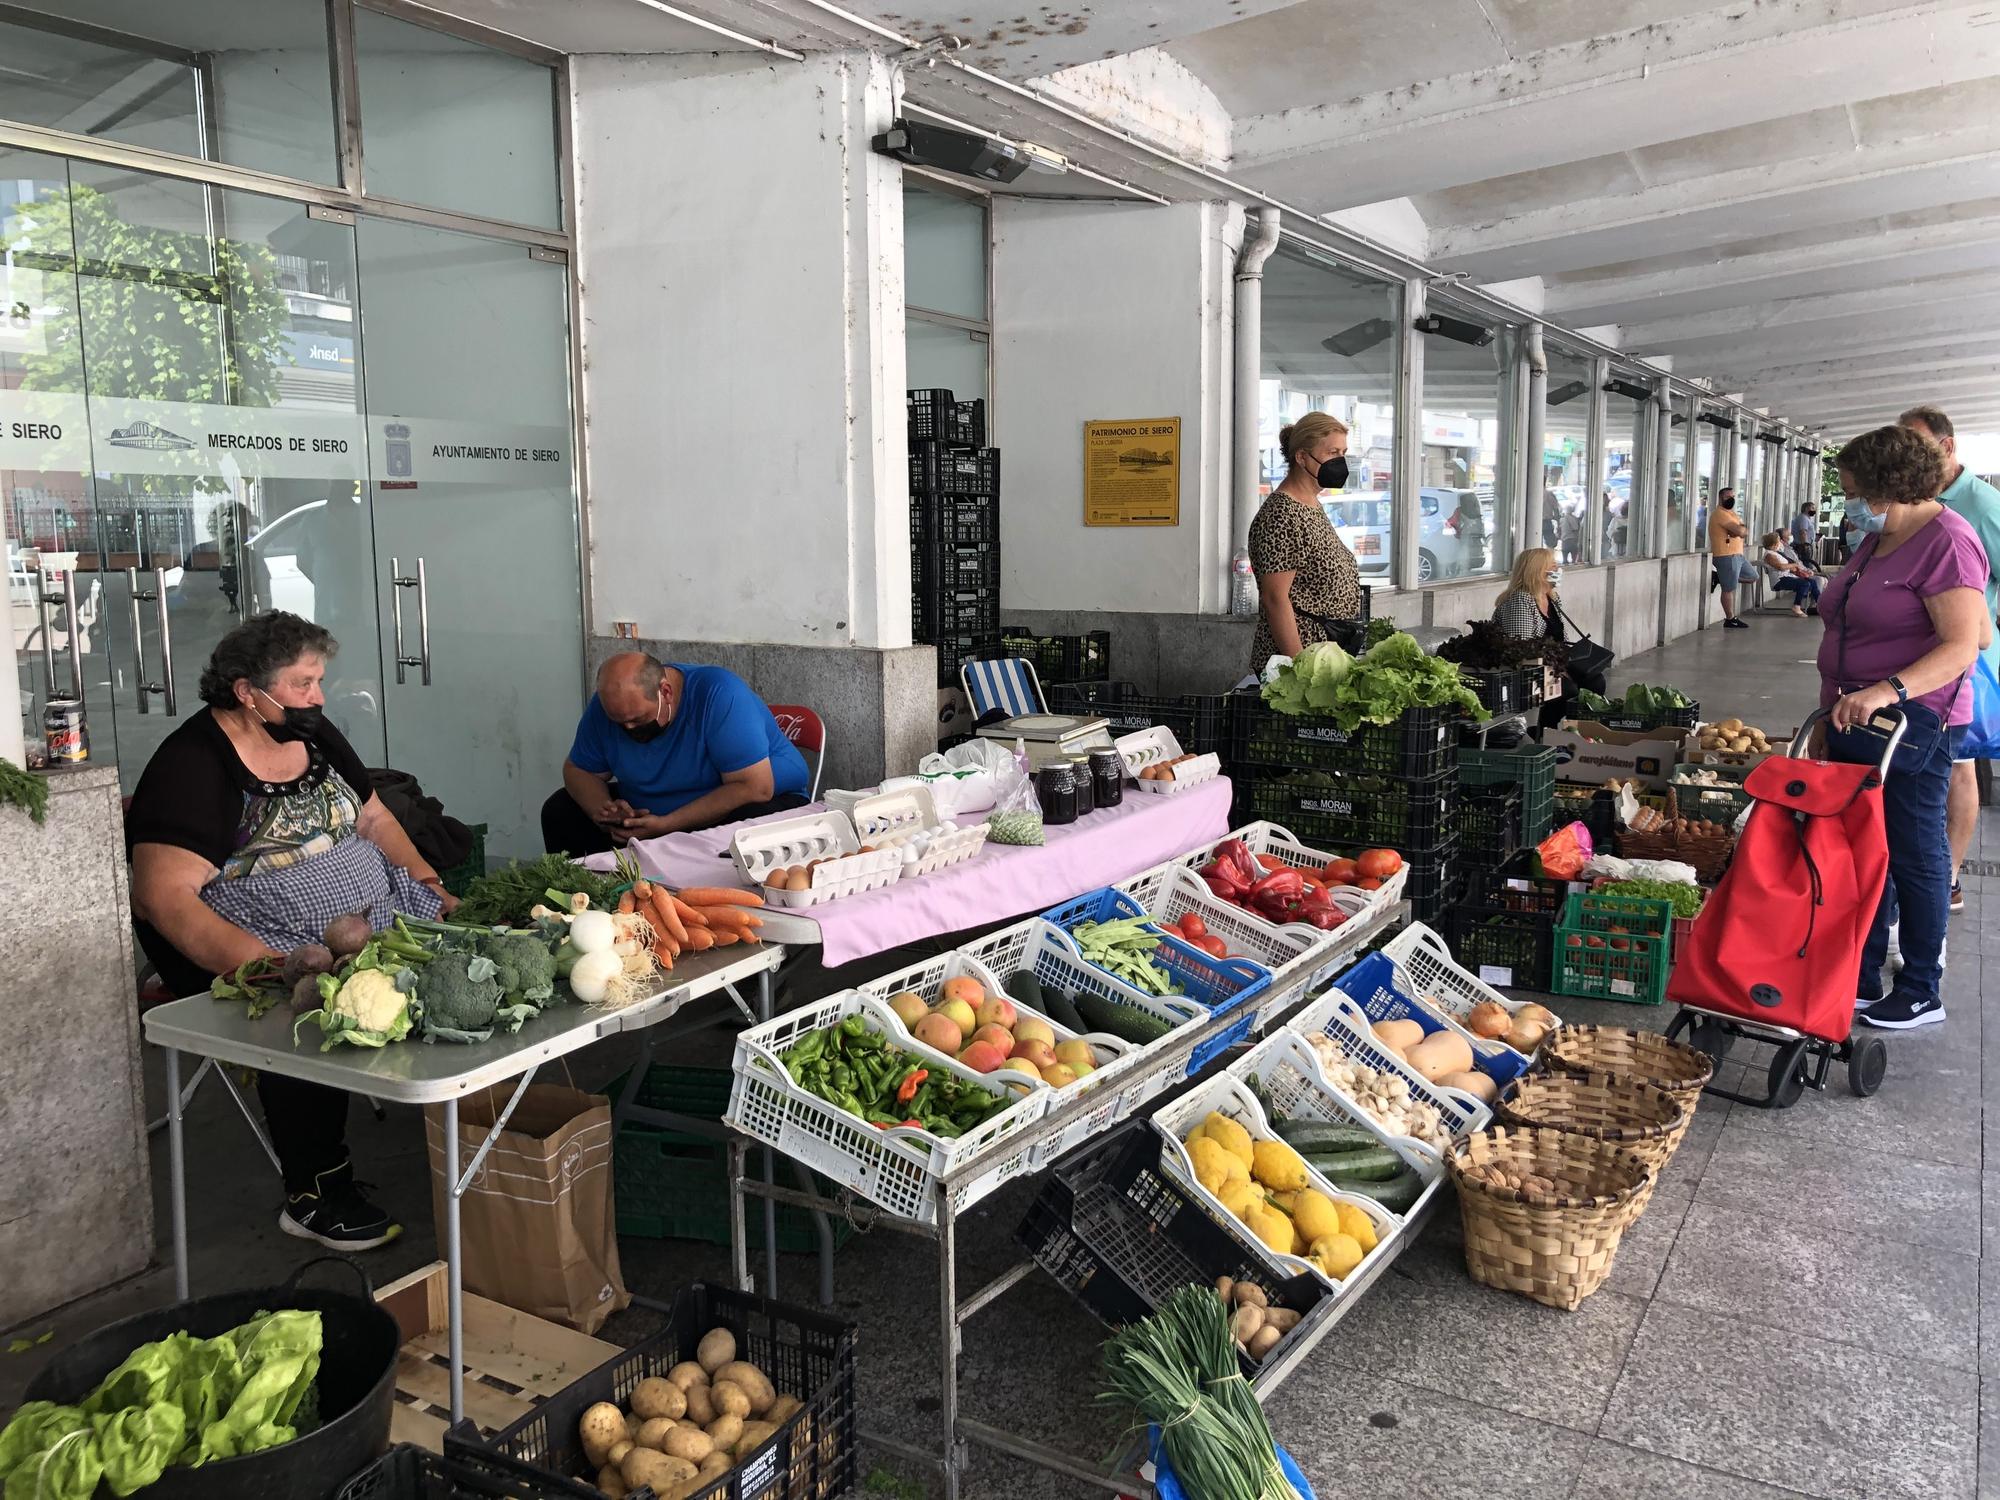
{"left": 1003, "top": 970, "right": 1046, "bottom": 1009}
{"left": 1343, "top": 1161, "right": 1425, "bottom": 1215}
{"left": 1073, "top": 989, "right": 1172, "bottom": 1045}
{"left": 1310, "top": 1145, "right": 1403, "bottom": 1183}
{"left": 1041, "top": 988, "right": 1090, "bottom": 1036}
{"left": 1274, "top": 1120, "right": 1381, "bottom": 1155}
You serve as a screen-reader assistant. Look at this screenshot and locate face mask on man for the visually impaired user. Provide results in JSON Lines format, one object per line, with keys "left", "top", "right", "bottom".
{"left": 254, "top": 686, "right": 323, "bottom": 744}
{"left": 1315, "top": 454, "right": 1349, "bottom": 490}
{"left": 622, "top": 688, "right": 669, "bottom": 742}
{"left": 1844, "top": 497, "right": 1886, "bottom": 536}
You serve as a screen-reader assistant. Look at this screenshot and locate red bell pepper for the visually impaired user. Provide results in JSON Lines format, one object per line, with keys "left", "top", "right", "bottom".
{"left": 1302, "top": 907, "right": 1347, "bottom": 931}
{"left": 1200, "top": 858, "right": 1251, "bottom": 896}
{"left": 1215, "top": 839, "right": 1261, "bottom": 887}
{"left": 1250, "top": 868, "right": 1305, "bottom": 903}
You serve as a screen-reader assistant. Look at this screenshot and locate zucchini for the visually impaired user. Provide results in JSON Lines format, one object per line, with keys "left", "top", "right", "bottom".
{"left": 1274, "top": 1120, "right": 1380, "bottom": 1155}
{"left": 1310, "top": 1145, "right": 1403, "bottom": 1183}
{"left": 1073, "top": 989, "right": 1172, "bottom": 1045}
{"left": 1041, "top": 988, "right": 1090, "bottom": 1036}
{"left": 1003, "top": 970, "right": 1046, "bottom": 1009}
{"left": 1343, "top": 1161, "right": 1425, "bottom": 1214}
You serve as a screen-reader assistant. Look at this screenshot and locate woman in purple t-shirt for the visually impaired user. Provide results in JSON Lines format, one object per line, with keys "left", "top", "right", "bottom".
{"left": 1817, "top": 425, "right": 1990, "bottom": 1030}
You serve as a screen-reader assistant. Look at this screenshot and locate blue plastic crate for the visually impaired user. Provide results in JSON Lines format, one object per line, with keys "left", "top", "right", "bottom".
{"left": 1149, "top": 1430, "right": 1316, "bottom": 1500}
{"left": 1331, "top": 949, "right": 1530, "bottom": 1085}
{"left": 1041, "top": 887, "right": 1274, "bottom": 1071}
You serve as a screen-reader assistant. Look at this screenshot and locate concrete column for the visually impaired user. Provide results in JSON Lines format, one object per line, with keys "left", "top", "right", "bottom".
{"left": 1522, "top": 323, "right": 1547, "bottom": 559}
{"left": 1392, "top": 278, "right": 1427, "bottom": 591}
{"left": 1585, "top": 357, "right": 1609, "bottom": 566}
{"left": 1650, "top": 380, "right": 1673, "bottom": 558}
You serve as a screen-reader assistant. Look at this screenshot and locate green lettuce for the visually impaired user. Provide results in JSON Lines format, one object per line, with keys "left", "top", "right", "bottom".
{"left": 1260, "top": 641, "right": 1354, "bottom": 715}
{"left": 1327, "top": 632, "right": 1483, "bottom": 730}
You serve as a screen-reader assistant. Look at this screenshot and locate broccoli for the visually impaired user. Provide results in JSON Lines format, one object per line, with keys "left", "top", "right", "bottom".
{"left": 417, "top": 953, "right": 504, "bottom": 1042}
{"left": 480, "top": 931, "right": 560, "bottom": 1005}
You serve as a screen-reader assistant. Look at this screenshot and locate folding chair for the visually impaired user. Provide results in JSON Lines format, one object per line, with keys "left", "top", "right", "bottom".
{"left": 767, "top": 703, "right": 827, "bottom": 801}
{"left": 961, "top": 655, "right": 1046, "bottom": 721}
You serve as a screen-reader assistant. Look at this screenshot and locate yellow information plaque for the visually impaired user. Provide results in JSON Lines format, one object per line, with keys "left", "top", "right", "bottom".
{"left": 1083, "top": 417, "right": 1181, "bottom": 526}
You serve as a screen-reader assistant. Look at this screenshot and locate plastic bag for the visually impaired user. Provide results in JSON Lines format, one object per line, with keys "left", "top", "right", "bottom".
{"left": 984, "top": 752, "right": 1044, "bottom": 845}
{"left": 1583, "top": 853, "right": 1699, "bottom": 885}
{"left": 1962, "top": 655, "right": 2000, "bottom": 760}
{"left": 1537, "top": 820, "right": 1594, "bottom": 880}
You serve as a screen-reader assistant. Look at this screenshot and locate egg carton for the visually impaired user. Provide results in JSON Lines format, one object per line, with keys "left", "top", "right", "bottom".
{"left": 848, "top": 784, "right": 992, "bottom": 877}
{"left": 730, "top": 810, "right": 903, "bottom": 908}
{"left": 1115, "top": 724, "right": 1222, "bottom": 796}
{"left": 1148, "top": 1070, "right": 1401, "bottom": 1293}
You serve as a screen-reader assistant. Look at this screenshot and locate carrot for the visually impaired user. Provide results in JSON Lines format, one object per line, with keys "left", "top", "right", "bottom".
{"left": 676, "top": 887, "right": 765, "bottom": 909}
{"left": 711, "top": 929, "right": 741, "bottom": 946}
{"left": 633, "top": 879, "right": 654, "bottom": 903}
{"left": 617, "top": 890, "right": 636, "bottom": 914}
{"left": 672, "top": 896, "right": 710, "bottom": 929}
{"left": 684, "top": 926, "right": 715, "bottom": 952}
{"left": 649, "top": 891, "right": 688, "bottom": 947}
{"left": 653, "top": 939, "right": 674, "bottom": 971}
{"left": 701, "top": 906, "right": 755, "bottom": 931}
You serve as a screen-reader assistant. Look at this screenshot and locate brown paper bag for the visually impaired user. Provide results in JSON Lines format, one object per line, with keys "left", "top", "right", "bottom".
{"left": 424, "top": 1083, "right": 630, "bottom": 1334}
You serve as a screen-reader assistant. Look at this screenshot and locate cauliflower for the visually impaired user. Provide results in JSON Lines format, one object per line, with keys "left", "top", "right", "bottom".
{"left": 480, "top": 931, "right": 559, "bottom": 1006}
{"left": 294, "top": 966, "right": 415, "bottom": 1051}
{"left": 417, "top": 953, "right": 504, "bottom": 1042}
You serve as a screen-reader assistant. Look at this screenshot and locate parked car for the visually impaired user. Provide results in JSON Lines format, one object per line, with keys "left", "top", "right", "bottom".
{"left": 1322, "top": 487, "right": 1486, "bottom": 584}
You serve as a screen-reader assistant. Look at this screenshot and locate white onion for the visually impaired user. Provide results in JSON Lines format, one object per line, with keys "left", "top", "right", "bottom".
{"left": 568, "top": 948, "right": 623, "bottom": 1003}
{"left": 569, "top": 909, "right": 616, "bottom": 954}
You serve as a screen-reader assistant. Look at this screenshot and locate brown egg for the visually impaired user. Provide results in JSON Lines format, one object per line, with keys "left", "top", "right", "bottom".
{"left": 785, "top": 867, "right": 812, "bottom": 891}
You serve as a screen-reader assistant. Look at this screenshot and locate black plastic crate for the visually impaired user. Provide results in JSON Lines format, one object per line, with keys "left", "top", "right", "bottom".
{"left": 912, "top": 492, "right": 998, "bottom": 548}
{"left": 1240, "top": 768, "right": 1455, "bottom": 852}
{"left": 907, "top": 389, "right": 986, "bottom": 446}
{"left": 1461, "top": 848, "right": 1590, "bottom": 919}
{"left": 1043, "top": 680, "right": 1229, "bottom": 755}
{"left": 340, "top": 1444, "right": 606, "bottom": 1500}
{"left": 1227, "top": 701, "right": 1457, "bottom": 779}
{"left": 932, "top": 630, "right": 1002, "bottom": 688}
{"left": 910, "top": 441, "right": 1000, "bottom": 496}
{"left": 1445, "top": 904, "right": 1553, "bottom": 992}
{"left": 1458, "top": 664, "right": 1535, "bottom": 718}
{"left": 1591, "top": 700, "right": 1699, "bottom": 733}
{"left": 1458, "top": 783, "right": 1523, "bottom": 866}
{"left": 1017, "top": 1124, "right": 1328, "bottom": 1375}
{"left": 913, "top": 538, "right": 1000, "bottom": 597}
{"left": 915, "top": 591, "right": 1000, "bottom": 641}
{"left": 1404, "top": 845, "right": 1461, "bottom": 923}
{"left": 455, "top": 1283, "right": 856, "bottom": 1500}
{"left": 998, "top": 628, "right": 1111, "bottom": 684}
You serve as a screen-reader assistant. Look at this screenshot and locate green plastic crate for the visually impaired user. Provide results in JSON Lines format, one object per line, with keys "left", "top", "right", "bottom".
{"left": 612, "top": 1065, "right": 854, "bottom": 1254}
{"left": 1670, "top": 763, "right": 1756, "bottom": 827}
{"left": 1552, "top": 892, "right": 1671, "bottom": 1005}
{"left": 1459, "top": 744, "right": 1557, "bottom": 845}
{"left": 439, "top": 822, "right": 487, "bottom": 898}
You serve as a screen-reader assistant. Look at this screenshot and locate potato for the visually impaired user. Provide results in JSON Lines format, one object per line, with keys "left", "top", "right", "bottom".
{"left": 698, "top": 1450, "right": 734, "bottom": 1481}
{"left": 579, "top": 1402, "right": 630, "bottom": 1467}
{"left": 711, "top": 1380, "right": 753, "bottom": 1421}
{"left": 764, "top": 1395, "right": 802, "bottom": 1425}
{"left": 715, "top": 1362, "right": 775, "bottom": 1416}
{"left": 735, "top": 1419, "right": 779, "bottom": 1457}
{"left": 682, "top": 1381, "right": 716, "bottom": 1425}
{"left": 636, "top": 1417, "right": 677, "bottom": 1451}
{"left": 697, "top": 1327, "right": 738, "bottom": 1374}
{"left": 607, "top": 1440, "right": 633, "bottom": 1468}
{"left": 662, "top": 1424, "right": 713, "bottom": 1464}
{"left": 1247, "top": 1324, "right": 1283, "bottom": 1360}
{"left": 1231, "top": 1282, "right": 1267, "bottom": 1309}
{"left": 596, "top": 1464, "right": 629, "bottom": 1498}
{"left": 706, "top": 1412, "right": 744, "bottom": 1451}
{"left": 630, "top": 1375, "right": 686, "bottom": 1422}
{"left": 1262, "top": 1307, "right": 1301, "bottom": 1334}
{"left": 621, "top": 1447, "right": 696, "bottom": 1493}
{"left": 665, "top": 1361, "right": 708, "bottom": 1393}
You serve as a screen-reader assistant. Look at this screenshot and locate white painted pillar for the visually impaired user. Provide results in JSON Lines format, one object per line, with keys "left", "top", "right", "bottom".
{"left": 1392, "top": 278, "right": 1427, "bottom": 592}
{"left": 1650, "top": 381, "right": 1673, "bottom": 559}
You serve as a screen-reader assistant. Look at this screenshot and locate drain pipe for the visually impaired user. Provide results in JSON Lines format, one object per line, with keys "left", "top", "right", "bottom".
{"left": 1522, "top": 322, "right": 1548, "bottom": 556}
{"left": 1233, "top": 206, "right": 1283, "bottom": 569}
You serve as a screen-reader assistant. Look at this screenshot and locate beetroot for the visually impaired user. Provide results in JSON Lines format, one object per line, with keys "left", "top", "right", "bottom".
{"left": 323, "top": 913, "right": 372, "bottom": 958}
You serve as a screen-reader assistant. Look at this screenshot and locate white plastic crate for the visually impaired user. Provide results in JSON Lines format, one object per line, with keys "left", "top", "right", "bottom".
{"left": 1285, "top": 988, "right": 1493, "bottom": 1144}
{"left": 1115, "top": 865, "right": 1324, "bottom": 993}
{"left": 1176, "top": 820, "right": 1410, "bottom": 940}
{"left": 854, "top": 948, "right": 1159, "bottom": 1163}
{"left": 1375, "top": 922, "right": 1562, "bottom": 1068}
{"left": 730, "top": 811, "right": 903, "bottom": 907}
{"left": 1148, "top": 1071, "right": 1400, "bottom": 1292}
{"left": 1232, "top": 1029, "right": 1447, "bottom": 1222}
{"left": 1115, "top": 724, "right": 1222, "bottom": 796}
{"left": 724, "top": 990, "right": 1047, "bottom": 1224}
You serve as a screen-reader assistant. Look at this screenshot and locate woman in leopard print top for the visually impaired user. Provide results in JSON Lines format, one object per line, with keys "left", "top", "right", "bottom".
{"left": 1249, "top": 410, "right": 1365, "bottom": 671}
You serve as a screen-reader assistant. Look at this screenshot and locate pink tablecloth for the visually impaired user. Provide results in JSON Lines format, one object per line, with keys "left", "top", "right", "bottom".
{"left": 602, "top": 777, "right": 1234, "bottom": 967}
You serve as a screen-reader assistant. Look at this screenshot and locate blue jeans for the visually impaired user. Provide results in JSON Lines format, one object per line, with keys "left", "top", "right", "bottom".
{"left": 1825, "top": 706, "right": 1961, "bottom": 1008}
{"left": 1775, "top": 575, "right": 1821, "bottom": 607}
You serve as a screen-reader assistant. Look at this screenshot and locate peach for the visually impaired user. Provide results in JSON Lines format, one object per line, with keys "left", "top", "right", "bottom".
{"left": 1053, "top": 1039, "right": 1097, "bottom": 1071}
{"left": 1010, "top": 1038, "right": 1057, "bottom": 1071}
{"left": 956, "top": 1039, "right": 1008, "bottom": 1074}
{"left": 1011, "top": 1017, "right": 1056, "bottom": 1051}
{"left": 972, "top": 1023, "right": 1015, "bottom": 1052}
{"left": 975, "top": 995, "right": 1018, "bottom": 1031}
{"left": 913, "top": 1012, "right": 963, "bottom": 1055}
{"left": 998, "top": 1057, "right": 1043, "bottom": 1081}
{"left": 935, "top": 998, "right": 978, "bottom": 1036}
{"left": 941, "top": 976, "right": 985, "bottom": 1009}
{"left": 1041, "top": 1063, "right": 1079, "bottom": 1088}
{"left": 886, "top": 991, "right": 928, "bottom": 1030}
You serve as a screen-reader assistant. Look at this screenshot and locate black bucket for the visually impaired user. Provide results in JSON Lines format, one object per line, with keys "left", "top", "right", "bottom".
{"left": 23, "top": 1257, "right": 398, "bottom": 1500}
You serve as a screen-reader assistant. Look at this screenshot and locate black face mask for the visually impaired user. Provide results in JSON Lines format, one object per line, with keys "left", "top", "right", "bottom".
{"left": 254, "top": 687, "right": 323, "bottom": 744}
{"left": 622, "top": 690, "right": 668, "bottom": 742}
{"left": 1316, "top": 455, "right": 1349, "bottom": 490}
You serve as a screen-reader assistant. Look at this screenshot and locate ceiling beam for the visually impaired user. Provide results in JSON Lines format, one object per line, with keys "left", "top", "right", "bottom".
{"left": 1615, "top": 269, "right": 2000, "bottom": 350}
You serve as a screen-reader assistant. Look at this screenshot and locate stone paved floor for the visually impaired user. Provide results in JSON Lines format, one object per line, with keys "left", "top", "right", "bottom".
{"left": 2, "top": 609, "right": 1989, "bottom": 1499}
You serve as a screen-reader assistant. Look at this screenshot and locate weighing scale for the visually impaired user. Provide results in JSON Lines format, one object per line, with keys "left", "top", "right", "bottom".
{"left": 975, "top": 712, "right": 1114, "bottom": 768}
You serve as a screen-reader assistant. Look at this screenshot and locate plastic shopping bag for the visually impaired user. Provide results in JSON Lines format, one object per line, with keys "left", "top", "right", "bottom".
{"left": 1963, "top": 656, "right": 2000, "bottom": 761}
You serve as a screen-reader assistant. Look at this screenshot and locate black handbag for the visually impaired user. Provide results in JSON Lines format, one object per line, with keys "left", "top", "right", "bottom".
{"left": 1553, "top": 603, "right": 1615, "bottom": 681}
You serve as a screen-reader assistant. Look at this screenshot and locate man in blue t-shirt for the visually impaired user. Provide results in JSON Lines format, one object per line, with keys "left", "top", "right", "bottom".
{"left": 540, "top": 652, "right": 811, "bottom": 853}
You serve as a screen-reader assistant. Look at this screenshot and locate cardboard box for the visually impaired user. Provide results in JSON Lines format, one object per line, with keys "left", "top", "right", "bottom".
{"left": 1545, "top": 721, "right": 1691, "bottom": 789}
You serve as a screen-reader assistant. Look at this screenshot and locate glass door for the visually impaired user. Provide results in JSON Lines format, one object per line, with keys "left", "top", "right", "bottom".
{"left": 56, "top": 163, "right": 383, "bottom": 787}
{"left": 354, "top": 219, "right": 582, "bottom": 859}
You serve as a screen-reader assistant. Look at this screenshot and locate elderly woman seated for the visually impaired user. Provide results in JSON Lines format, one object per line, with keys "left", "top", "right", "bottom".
{"left": 127, "top": 611, "right": 450, "bottom": 1250}
{"left": 1760, "top": 531, "right": 1823, "bottom": 616}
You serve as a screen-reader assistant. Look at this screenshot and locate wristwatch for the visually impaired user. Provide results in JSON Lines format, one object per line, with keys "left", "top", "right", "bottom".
{"left": 1886, "top": 676, "right": 1909, "bottom": 703}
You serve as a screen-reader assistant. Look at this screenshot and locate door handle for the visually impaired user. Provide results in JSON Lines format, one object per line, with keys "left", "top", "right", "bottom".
{"left": 390, "top": 556, "right": 431, "bottom": 685}
{"left": 35, "top": 566, "right": 82, "bottom": 700}
{"left": 126, "top": 566, "right": 176, "bottom": 715}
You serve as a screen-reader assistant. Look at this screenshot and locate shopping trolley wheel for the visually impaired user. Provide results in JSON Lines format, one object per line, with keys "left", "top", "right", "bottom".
{"left": 1686, "top": 1017, "right": 1735, "bottom": 1069}
{"left": 1847, "top": 1034, "right": 1888, "bottom": 1097}
{"left": 1767, "top": 1040, "right": 1809, "bottom": 1110}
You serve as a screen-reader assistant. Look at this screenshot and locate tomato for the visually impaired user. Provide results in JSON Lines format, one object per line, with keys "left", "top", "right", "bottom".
{"left": 1565, "top": 934, "right": 1583, "bottom": 948}
{"left": 1610, "top": 937, "right": 1632, "bottom": 952}
{"left": 1357, "top": 848, "right": 1403, "bottom": 880}
{"left": 1585, "top": 935, "right": 1607, "bottom": 949}
{"left": 1255, "top": 854, "right": 1285, "bottom": 873}
{"left": 1179, "top": 913, "right": 1208, "bottom": 942}
{"left": 1323, "top": 858, "right": 1360, "bottom": 886}
{"left": 1193, "top": 934, "right": 1229, "bottom": 959}
{"left": 1355, "top": 876, "right": 1383, "bottom": 890}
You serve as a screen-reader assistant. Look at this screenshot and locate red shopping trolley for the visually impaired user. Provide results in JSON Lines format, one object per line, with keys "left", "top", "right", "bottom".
{"left": 1664, "top": 708, "right": 1906, "bottom": 1108}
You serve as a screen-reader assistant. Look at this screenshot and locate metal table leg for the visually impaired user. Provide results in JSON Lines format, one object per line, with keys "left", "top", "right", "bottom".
{"left": 165, "top": 1048, "right": 188, "bottom": 1302}
{"left": 728, "top": 1137, "right": 752, "bottom": 1293}
{"left": 444, "top": 1093, "right": 463, "bottom": 1425}
{"left": 756, "top": 967, "right": 778, "bottom": 1298}
{"left": 938, "top": 1188, "right": 962, "bottom": 1500}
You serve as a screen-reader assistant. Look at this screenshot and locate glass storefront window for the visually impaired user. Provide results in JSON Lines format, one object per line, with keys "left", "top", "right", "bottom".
{"left": 1540, "top": 346, "right": 1592, "bottom": 565}
{"left": 1602, "top": 378, "right": 1648, "bottom": 560}
{"left": 904, "top": 182, "right": 989, "bottom": 404}
{"left": 1692, "top": 427, "right": 1716, "bottom": 553}
{"left": 1418, "top": 310, "right": 1515, "bottom": 582}
{"left": 1259, "top": 245, "right": 1399, "bottom": 582}
{"left": 0, "top": 1, "right": 338, "bottom": 185}
{"left": 355, "top": 7, "right": 561, "bottom": 227}
{"left": 906, "top": 321, "right": 988, "bottom": 404}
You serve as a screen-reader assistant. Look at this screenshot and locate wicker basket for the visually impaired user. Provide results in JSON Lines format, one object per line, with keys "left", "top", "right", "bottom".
{"left": 1496, "top": 1071, "right": 1686, "bottom": 1178}
{"left": 1447, "top": 1126, "right": 1651, "bottom": 1311}
{"left": 1542, "top": 1025, "right": 1712, "bottom": 1155}
{"left": 1613, "top": 791, "right": 1734, "bottom": 882}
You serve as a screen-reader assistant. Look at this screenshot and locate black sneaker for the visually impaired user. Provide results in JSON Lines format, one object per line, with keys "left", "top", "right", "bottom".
{"left": 1950, "top": 882, "right": 1964, "bottom": 913}
{"left": 281, "top": 1174, "right": 401, "bottom": 1251}
{"left": 1859, "top": 993, "right": 1945, "bottom": 1030}
{"left": 1723, "top": 617, "right": 1751, "bottom": 630}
